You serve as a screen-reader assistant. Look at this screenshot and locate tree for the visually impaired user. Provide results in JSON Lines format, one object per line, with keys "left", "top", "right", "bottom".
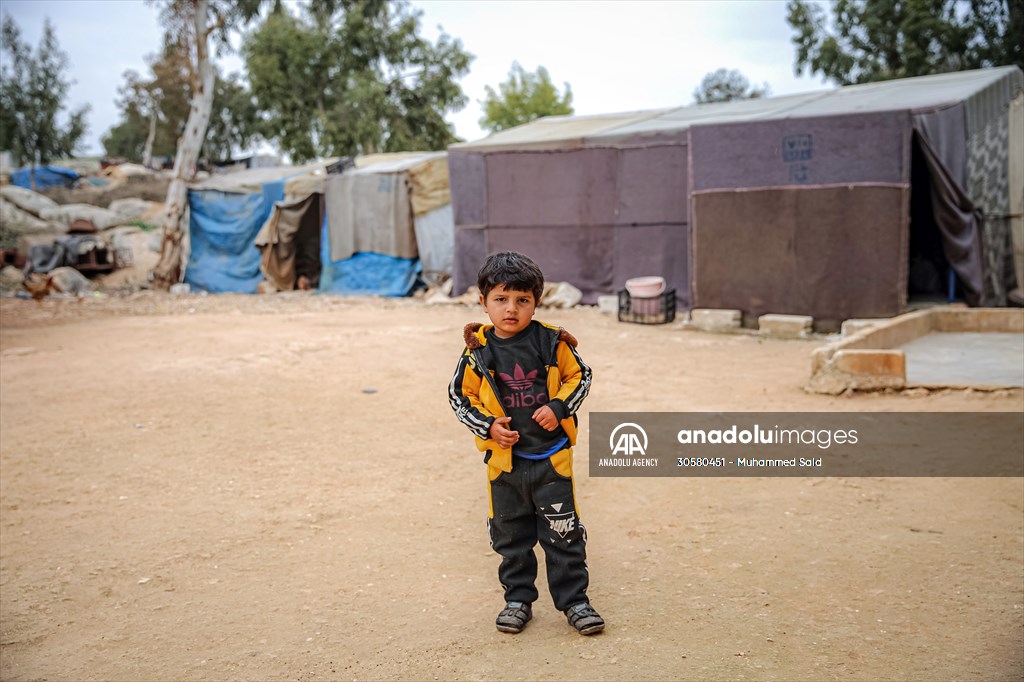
{"left": 0, "top": 15, "right": 89, "bottom": 181}
{"left": 102, "top": 39, "right": 191, "bottom": 163}
{"left": 692, "top": 68, "right": 770, "bottom": 104}
{"left": 786, "top": 0, "right": 1024, "bottom": 85}
{"left": 103, "top": 39, "right": 260, "bottom": 165}
{"left": 243, "top": 0, "right": 473, "bottom": 161}
{"left": 479, "top": 62, "right": 573, "bottom": 134}
{"left": 150, "top": 0, "right": 263, "bottom": 290}
{"left": 205, "top": 72, "right": 261, "bottom": 161}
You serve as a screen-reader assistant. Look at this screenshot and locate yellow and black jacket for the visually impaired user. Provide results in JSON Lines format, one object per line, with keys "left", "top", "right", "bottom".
{"left": 448, "top": 321, "right": 592, "bottom": 475}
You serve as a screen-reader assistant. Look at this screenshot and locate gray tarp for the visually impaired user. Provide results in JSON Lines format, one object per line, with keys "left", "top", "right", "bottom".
{"left": 325, "top": 171, "right": 417, "bottom": 262}
{"left": 413, "top": 204, "right": 454, "bottom": 287}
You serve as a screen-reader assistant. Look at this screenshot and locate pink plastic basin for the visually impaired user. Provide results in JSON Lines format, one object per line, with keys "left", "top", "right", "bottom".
{"left": 625, "top": 276, "right": 666, "bottom": 298}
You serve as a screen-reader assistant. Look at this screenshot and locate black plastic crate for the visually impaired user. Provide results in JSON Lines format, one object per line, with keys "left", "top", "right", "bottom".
{"left": 617, "top": 288, "right": 676, "bottom": 324}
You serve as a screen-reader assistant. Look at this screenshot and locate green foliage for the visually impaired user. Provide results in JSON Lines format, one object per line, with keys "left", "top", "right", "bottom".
{"left": 102, "top": 39, "right": 190, "bottom": 160}
{"left": 243, "top": 0, "right": 473, "bottom": 162}
{"left": 787, "top": 0, "right": 1024, "bottom": 85}
{"left": 125, "top": 219, "right": 158, "bottom": 232}
{"left": 693, "top": 68, "right": 770, "bottom": 104}
{"left": 103, "top": 38, "right": 261, "bottom": 162}
{"left": 0, "top": 15, "right": 89, "bottom": 168}
{"left": 206, "top": 72, "right": 261, "bottom": 160}
{"left": 479, "top": 62, "right": 573, "bottom": 134}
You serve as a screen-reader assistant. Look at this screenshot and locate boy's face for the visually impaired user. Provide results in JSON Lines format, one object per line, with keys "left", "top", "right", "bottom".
{"left": 480, "top": 285, "right": 536, "bottom": 338}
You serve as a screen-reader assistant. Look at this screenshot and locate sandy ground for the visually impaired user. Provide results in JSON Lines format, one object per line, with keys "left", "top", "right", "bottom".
{"left": 1, "top": 293, "right": 1022, "bottom": 681}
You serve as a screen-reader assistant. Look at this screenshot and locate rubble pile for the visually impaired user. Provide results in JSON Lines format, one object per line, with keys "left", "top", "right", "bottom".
{"left": 0, "top": 162, "right": 168, "bottom": 298}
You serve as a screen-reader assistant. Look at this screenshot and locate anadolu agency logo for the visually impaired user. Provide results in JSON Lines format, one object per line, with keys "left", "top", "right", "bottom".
{"left": 609, "top": 422, "right": 648, "bottom": 456}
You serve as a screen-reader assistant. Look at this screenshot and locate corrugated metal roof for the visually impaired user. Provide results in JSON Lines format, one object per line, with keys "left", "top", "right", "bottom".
{"left": 350, "top": 151, "right": 446, "bottom": 174}
{"left": 454, "top": 66, "right": 1023, "bottom": 152}
{"left": 190, "top": 158, "right": 339, "bottom": 193}
{"left": 449, "top": 109, "right": 667, "bottom": 152}
{"left": 588, "top": 92, "right": 828, "bottom": 143}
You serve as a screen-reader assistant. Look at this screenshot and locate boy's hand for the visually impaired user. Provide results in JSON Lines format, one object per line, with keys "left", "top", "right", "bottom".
{"left": 490, "top": 416, "right": 519, "bottom": 449}
{"left": 532, "top": 405, "right": 559, "bottom": 431}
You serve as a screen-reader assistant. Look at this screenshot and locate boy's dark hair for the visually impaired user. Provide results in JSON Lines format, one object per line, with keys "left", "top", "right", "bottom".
{"left": 477, "top": 251, "right": 545, "bottom": 302}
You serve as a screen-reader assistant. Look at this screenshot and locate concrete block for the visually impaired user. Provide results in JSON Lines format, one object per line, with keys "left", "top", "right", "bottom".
{"left": 833, "top": 349, "right": 906, "bottom": 378}
{"left": 597, "top": 295, "right": 618, "bottom": 315}
{"left": 806, "top": 349, "right": 906, "bottom": 394}
{"left": 759, "top": 313, "right": 813, "bottom": 337}
{"left": 935, "top": 307, "right": 1024, "bottom": 333}
{"left": 841, "top": 318, "right": 887, "bottom": 336}
{"left": 690, "top": 308, "right": 742, "bottom": 332}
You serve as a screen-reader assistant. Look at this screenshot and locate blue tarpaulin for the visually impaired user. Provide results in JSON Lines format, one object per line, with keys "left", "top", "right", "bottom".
{"left": 318, "top": 215, "right": 421, "bottom": 296}
{"left": 10, "top": 165, "right": 79, "bottom": 190}
{"left": 184, "top": 180, "right": 284, "bottom": 293}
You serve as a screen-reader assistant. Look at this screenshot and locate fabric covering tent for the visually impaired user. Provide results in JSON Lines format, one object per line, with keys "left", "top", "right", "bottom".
{"left": 184, "top": 162, "right": 332, "bottom": 293}
{"left": 449, "top": 66, "right": 1023, "bottom": 322}
{"left": 255, "top": 185, "right": 324, "bottom": 292}
{"left": 319, "top": 151, "right": 453, "bottom": 295}
{"left": 182, "top": 152, "right": 454, "bottom": 296}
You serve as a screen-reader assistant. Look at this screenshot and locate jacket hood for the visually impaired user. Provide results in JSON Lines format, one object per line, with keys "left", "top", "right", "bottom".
{"left": 463, "top": 322, "right": 577, "bottom": 350}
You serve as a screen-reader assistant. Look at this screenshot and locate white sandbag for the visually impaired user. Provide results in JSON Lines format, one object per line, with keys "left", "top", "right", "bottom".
{"left": 40, "top": 203, "right": 123, "bottom": 230}
{"left": 0, "top": 185, "right": 58, "bottom": 216}
{"left": 541, "top": 281, "right": 583, "bottom": 309}
{"left": 47, "top": 266, "right": 94, "bottom": 295}
{"left": 0, "top": 265, "right": 24, "bottom": 291}
{"left": 108, "top": 198, "right": 157, "bottom": 221}
{"left": 1, "top": 199, "right": 52, "bottom": 232}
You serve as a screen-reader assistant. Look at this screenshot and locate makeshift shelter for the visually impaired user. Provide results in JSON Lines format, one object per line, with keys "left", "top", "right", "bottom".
{"left": 319, "top": 152, "right": 453, "bottom": 295}
{"left": 252, "top": 169, "right": 332, "bottom": 292}
{"left": 448, "top": 66, "right": 1023, "bottom": 323}
{"left": 184, "top": 162, "right": 331, "bottom": 293}
{"left": 182, "top": 152, "right": 454, "bottom": 296}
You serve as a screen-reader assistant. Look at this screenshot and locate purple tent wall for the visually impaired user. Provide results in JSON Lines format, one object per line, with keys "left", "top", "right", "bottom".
{"left": 487, "top": 225, "right": 616, "bottom": 297}
{"left": 691, "top": 111, "right": 908, "bottom": 190}
{"left": 450, "top": 152, "right": 488, "bottom": 295}
{"left": 449, "top": 152, "right": 486, "bottom": 227}
{"left": 486, "top": 149, "right": 620, "bottom": 227}
{"left": 450, "top": 146, "right": 690, "bottom": 305}
{"left": 693, "top": 186, "right": 908, "bottom": 321}
{"left": 690, "top": 111, "right": 912, "bottom": 322}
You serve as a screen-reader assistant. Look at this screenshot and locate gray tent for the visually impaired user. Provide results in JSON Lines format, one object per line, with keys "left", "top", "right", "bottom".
{"left": 449, "top": 66, "right": 1023, "bottom": 324}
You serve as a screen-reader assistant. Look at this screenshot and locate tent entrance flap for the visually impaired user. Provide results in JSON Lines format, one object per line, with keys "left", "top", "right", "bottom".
{"left": 909, "top": 129, "right": 984, "bottom": 307}
{"left": 255, "top": 192, "right": 323, "bottom": 291}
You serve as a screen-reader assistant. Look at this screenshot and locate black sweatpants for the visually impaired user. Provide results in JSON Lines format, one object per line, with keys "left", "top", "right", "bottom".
{"left": 487, "top": 454, "right": 589, "bottom": 611}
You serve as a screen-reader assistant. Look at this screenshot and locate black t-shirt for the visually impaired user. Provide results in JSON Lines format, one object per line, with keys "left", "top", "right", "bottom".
{"left": 485, "top": 322, "right": 568, "bottom": 455}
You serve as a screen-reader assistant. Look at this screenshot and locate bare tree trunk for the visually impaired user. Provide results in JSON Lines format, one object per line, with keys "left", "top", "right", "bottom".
{"left": 150, "top": 0, "right": 215, "bottom": 291}
{"left": 142, "top": 112, "right": 157, "bottom": 169}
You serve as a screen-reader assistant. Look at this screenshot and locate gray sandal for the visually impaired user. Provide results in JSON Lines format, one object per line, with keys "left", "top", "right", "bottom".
{"left": 565, "top": 602, "right": 604, "bottom": 635}
{"left": 496, "top": 601, "right": 532, "bottom": 633}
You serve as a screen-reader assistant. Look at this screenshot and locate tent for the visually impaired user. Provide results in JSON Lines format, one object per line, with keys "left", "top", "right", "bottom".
{"left": 188, "top": 151, "right": 453, "bottom": 296}
{"left": 448, "top": 66, "right": 1023, "bottom": 324}
{"left": 317, "top": 151, "right": 452, "bottom": 295}
{"left": 183, "top": 165, "right": 310, "bottom": 293}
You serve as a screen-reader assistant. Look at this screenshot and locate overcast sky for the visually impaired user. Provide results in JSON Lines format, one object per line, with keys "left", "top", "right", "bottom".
{"left": 1, "top": 0, "right": 832, "bottom": 157}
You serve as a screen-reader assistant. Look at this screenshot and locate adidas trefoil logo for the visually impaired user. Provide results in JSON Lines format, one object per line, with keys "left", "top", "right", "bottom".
{"left": 499, "top": 364, "right": 538, "bottom": 391}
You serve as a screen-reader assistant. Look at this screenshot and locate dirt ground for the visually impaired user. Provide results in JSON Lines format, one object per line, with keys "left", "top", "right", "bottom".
{"left": 1, "top": 293, "right": 1022, "bottom": 681}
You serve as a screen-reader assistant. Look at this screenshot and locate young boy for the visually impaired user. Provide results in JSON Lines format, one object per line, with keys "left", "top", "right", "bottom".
{"left": 448, "top": 251, "right": 604, "bottom": 636}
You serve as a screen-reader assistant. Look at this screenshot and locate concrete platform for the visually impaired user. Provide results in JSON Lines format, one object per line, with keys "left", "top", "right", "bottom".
{"left": 806, "top": 307, "right": 1024, "bottom": 394}
{"left": 901, "top": 332, "right": 1024, "bottom": 387}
